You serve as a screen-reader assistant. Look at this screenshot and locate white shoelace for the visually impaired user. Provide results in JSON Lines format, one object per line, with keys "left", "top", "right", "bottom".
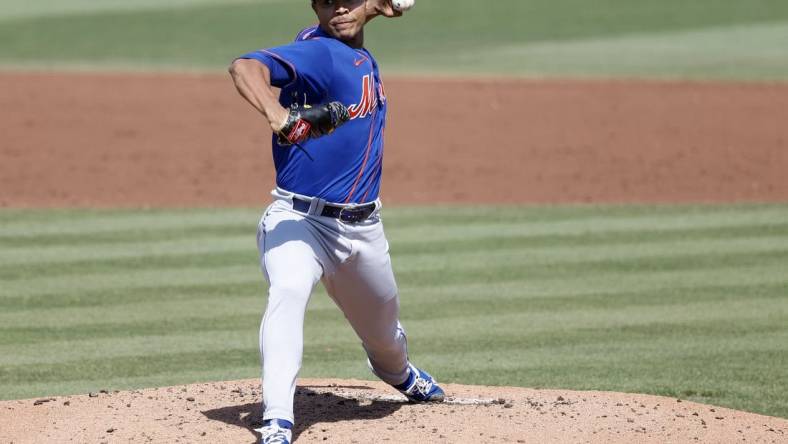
{"left": 256, "top": 425, "right": 292, "bottom": 444}
{"left": 413, "top": 376, "right": 434, "bottom": 395}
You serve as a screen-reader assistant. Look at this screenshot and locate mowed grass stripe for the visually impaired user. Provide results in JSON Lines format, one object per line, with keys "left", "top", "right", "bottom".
{"left": 2, "top": 204, "right": 785, "bottom": 239}
{"left": 442, "top": 348, "right": 787, "bottom": 384}
{"left": 403, "top": 282, "right": 788, "bottom": 311}
{"left": 415, "top": 333, "right": 788, "bottom": 393}
{"left": 427, "top": 337, "right": 788, "bottom": 386}
{"left": 395, "top": 258, "right": 788, "bottom": 290}
{"left": 0, "top": 234, "right": 256, "bottom": 266}
{"left": 430, "top": 332, "right": 786, "bottom": 378}
{"left": 2, "top": 217, "right": 786, "bottom": 264}
{"left": 394, "top": 235, "right": 788, "bottom": 265}
{"left": 392, "top": 222, "right": 788, "bottom": 256}
{"left": 4, "top": 220, "right": 785, "bottom": 287}
{"left": 2, "top": 281, "right": 784, "bottom": 346}
{"left": 0, "top": 294, "right": 264, "bottom": 329}
{"left": 2, "top": 269, "right": 781, "bottom": 329}
{"left": 399, "top": 282, "right": 788, "bottom": 323}
{"left": 400, "top": 296, "right": 785, "bottom": 337}
{"left": 0, "top": 214, "right": 788, "bottom": 251}
{"left": 2, "top": 230, "right": 786, "bottom": 281}
{"left": 2, "top": 252, "right": 785, "bottom": 310}
{"left": 0, "top": 282, "right": 262, "bottom": 311}
{"left": 3, "top": 315, "right": 784, "bottom": 383}
{"left": 1, "top": 204, "right": 784, "bottom": 272}
{"left": 0, "top": 330, "right": 259, "bottom": 366}
{"left": 414, "top": 330, "right": 788, "bottom": 366}
{"left": 2, "top": 236, "right": 787, "bottom": 283}
{"left": 4, "top": 295, "right": 785, "bottom": 366}
{"left": 378, "top": 203, "right": 781, "bottom": 224}
{"left": 0, "top": 262, "right": 788, "bottom": 313}
{"left": 2, "top": 320, "right": 784, "bottom": 387}
{"left": 0, "top": 223, "right": 254, "bottom": 248}
{"left": 0, "top": 209, "right": 261, "bottom": 238}
{"left": 385, "top": 207, "right": 788, "bottom": 243}
{"left": 394, "top": 246, "right": 788, "bottom": 286}
{"left": 2, "top": 242, "right": 785, "bottom": 300}
{"left": 0, "top": 348, "right": 262, "bottom": 386}
{"left": 3, "top": 246, "right": 786, "bottom": 295}
{"left": 0, "top": 250, "right": 257, "bottom": 281}
{"left": 0, "top": 264, "right": 261, "bottom": 298}
{"left": 0, "top": 313, "right": 262, "bottom": 346}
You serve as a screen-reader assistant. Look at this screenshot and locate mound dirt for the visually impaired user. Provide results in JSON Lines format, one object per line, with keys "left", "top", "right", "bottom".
{"left": 1, "top": 72, "right": 787, "bottom": 207}
{"left": 1, "top": 379, "right": 786, "bottom": 443}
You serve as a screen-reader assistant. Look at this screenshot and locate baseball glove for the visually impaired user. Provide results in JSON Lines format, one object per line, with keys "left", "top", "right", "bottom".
{"left": 277, "top": 101, "right": 350, "bottom": 146}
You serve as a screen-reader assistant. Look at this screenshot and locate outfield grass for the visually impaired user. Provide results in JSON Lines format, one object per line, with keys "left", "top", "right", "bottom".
{"left": 1, "top": 204, "right": 787, "bottom": 418}
{"left": 1, "top": 0, "right": 787, "bottom": 79}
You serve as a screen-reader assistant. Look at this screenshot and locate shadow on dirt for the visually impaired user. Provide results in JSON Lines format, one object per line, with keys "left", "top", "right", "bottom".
{"left": 202, "top": 385, "right": 404, "bottom": 443}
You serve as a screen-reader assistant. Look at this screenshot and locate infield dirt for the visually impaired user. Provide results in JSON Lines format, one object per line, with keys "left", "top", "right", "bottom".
{"left": 1, "top": 73, "right": 787, "bottom": 207}
{"left": 1, "top": 72, "right": 787, "bottom": 443}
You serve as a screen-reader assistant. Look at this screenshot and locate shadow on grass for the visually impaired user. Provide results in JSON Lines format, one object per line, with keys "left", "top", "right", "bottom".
{"left": 202, "top": 384, "right": 404, "bottom": 443}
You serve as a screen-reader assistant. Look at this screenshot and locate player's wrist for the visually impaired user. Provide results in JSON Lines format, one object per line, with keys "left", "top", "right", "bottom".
{"left": 267, "top": 106, "right": 289, "bottom": 133}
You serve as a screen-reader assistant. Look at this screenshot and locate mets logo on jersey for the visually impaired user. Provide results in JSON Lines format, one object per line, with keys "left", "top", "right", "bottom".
{"left": 348, "top": 75, "right": 386, "bottom": 120}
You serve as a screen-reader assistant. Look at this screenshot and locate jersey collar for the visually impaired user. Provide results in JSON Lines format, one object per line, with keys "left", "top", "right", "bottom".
{"left": 308, "top": 25, "right": 366, "bottom": 49}
{"left": 311, "top": 25, "right": 332, "bottom": 40}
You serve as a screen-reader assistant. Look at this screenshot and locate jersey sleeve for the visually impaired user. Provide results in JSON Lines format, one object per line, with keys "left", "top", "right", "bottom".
{"left": 235, "top": 39, "right": 333, "bottom": 91}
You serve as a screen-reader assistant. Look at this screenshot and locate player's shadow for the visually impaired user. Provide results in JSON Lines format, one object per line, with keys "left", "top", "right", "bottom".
{"left": 202, "top": 385, "right": 404, "bottom": 443}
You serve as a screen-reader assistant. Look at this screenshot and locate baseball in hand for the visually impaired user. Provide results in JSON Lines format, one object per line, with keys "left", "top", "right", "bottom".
{"left": 391, "top": 0, "right": 414, "bottom": 12}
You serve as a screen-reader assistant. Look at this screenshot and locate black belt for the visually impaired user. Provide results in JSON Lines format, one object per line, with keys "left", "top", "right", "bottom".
{"left": 292, "top": 197, "right": 377, "bottom": 223}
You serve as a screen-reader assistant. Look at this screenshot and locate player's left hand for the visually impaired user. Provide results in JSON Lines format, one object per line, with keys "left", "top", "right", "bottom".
{"left": 277, "top": 102, "right": 350, "bottom": 146}
{"left": 366, "top": 0, "right": 403, "bottom": 22}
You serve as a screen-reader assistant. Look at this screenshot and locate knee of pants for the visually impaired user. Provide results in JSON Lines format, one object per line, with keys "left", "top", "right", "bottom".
{"left": 267, "top": 281, "right": 313, "bottom": 305}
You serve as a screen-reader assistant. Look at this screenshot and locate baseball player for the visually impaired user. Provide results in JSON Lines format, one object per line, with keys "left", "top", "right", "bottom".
{"left": 228, "top": 1, "right": 443, "bottom": 443}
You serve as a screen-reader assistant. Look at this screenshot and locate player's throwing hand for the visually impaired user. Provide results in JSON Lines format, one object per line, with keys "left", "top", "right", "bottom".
{"left": 365, "top": 0, "right": 403, "bottom": 21}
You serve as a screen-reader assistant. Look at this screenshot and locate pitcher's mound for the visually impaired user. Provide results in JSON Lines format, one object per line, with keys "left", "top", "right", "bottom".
{"left": 1, "top": 379, "right": 786, "bottom": 443}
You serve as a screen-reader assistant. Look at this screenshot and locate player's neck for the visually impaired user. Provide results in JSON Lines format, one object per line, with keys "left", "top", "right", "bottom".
{"left": 346, "top": 29, "right": 364, "bottom": 48}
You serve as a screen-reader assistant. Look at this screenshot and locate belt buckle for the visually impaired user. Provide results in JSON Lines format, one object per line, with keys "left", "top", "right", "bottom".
{"left": 338, "top": 205, "right": 363, "bottom": 223}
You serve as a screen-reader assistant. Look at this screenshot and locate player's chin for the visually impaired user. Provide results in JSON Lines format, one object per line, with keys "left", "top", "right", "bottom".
{"left": 330, "top": 22, "right": 361, "bottom": 38}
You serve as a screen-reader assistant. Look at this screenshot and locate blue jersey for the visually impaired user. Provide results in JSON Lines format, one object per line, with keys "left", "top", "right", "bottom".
{"left": 237, "top": 26, "right": 388, "bottom": 204}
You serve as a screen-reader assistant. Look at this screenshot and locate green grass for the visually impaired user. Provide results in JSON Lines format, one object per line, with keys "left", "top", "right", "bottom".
{"left": 1, "top": 0, "right": 788, "bottom": 79}
{"left": 1, "top": 204, "right": 787, "bottom": 419}
{"left": 0, "top": 0, "right": 265, "bottom": 21}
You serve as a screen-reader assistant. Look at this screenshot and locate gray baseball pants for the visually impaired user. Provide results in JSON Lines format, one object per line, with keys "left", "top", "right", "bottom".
{"left": 256, "top": 188, "right": 409, "bottom": 424}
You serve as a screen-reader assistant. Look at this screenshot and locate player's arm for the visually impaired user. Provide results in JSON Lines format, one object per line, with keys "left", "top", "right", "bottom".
{"left": 228, "top": 58, "right": 288, "bottom": 133}
{"left": 229, "top": 51, "right": 349, "bottom": 145}
{"left": 365, "top": 0, "right": 402, "bottom": 23}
